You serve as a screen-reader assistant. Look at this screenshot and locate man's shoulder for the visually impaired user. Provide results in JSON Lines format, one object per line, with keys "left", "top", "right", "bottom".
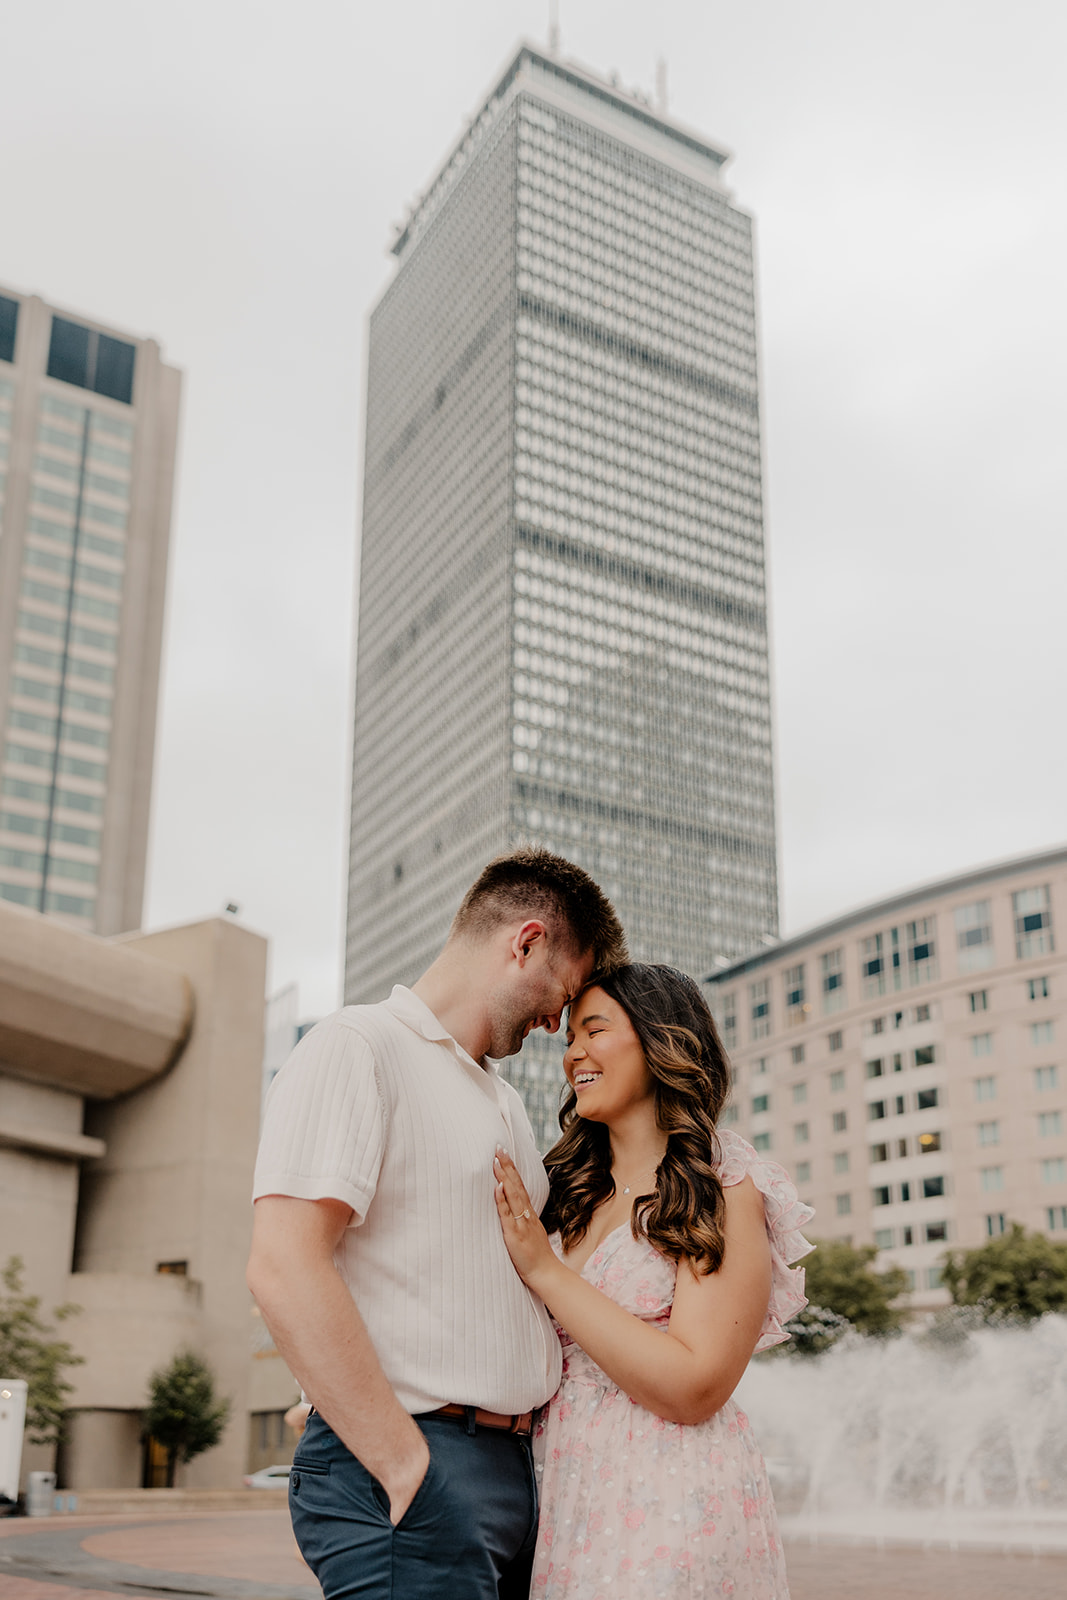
{"left": 307, "top": 1000, "right": 405, "bottom": 1053}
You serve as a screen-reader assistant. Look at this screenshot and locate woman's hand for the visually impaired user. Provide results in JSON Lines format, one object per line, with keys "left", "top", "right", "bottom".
{"left": 493, "top": 1149, "right": 561, "bottom": 1296}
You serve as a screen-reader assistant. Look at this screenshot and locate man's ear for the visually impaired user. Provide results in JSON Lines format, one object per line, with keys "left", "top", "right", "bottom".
{"left": 512, "top": 919, "right": 549, "bottom": 965}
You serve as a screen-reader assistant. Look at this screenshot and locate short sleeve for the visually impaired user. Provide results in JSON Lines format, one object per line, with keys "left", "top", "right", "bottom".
{"left": 252, "top": 1014, "right": 385, "bottom": 1222}
{"left": 716, "top": 1128, "right": 815, "bottom": 1351}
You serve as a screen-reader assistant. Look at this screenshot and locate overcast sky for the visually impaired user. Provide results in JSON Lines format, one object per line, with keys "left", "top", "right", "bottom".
{"left": 3, "top": 1, "right": 1064, "bottom": 1015}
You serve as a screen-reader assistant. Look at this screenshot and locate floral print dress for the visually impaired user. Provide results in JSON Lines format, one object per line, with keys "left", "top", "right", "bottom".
{"left": 531, "top": 1130, "right": 814, "bottom": 1600}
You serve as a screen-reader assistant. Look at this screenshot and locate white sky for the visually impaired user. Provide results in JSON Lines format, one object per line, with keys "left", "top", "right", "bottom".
{"left": 2, "top": 1, "right": 1064, "bottom": 1015}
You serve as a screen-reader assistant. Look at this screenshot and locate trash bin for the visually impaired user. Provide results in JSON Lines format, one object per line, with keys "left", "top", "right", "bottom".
{"left": 26, "top": 1471, "right": 56, "bottom": 1517}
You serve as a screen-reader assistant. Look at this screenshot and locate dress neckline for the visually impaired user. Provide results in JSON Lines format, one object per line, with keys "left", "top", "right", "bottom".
{"left": 561, "top": 1220, "right": 632, "bottom": 1279}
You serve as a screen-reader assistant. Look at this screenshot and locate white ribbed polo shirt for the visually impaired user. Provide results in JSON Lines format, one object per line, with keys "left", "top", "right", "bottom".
{"left": 253, "top": 985, "right": 562, "bottom": 1415}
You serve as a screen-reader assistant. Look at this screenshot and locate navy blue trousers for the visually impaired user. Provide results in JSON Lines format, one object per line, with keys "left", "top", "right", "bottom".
{"left": 289, "top": 1411, "right": 538, "bottom": 1599}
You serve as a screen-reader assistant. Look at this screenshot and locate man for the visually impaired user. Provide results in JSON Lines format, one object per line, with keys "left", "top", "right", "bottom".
{"left": 248, "top": 848, "right": 627, "bottom": 1598}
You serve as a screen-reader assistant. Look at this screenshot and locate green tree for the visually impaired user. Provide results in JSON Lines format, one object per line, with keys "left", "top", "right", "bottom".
{"left": 781, "top": 1304, "right": 853, "bottom": 1357}
{"left": 0, "top": 1256, "right": 83, "bottom": 1444}
{"left": 802, "top": 1238, "right": 909, "bottom": 1335}
{"left": 144, "top": 1351, "right": 230, "bottom": 1487}
{"left": 942, "top": 1223, "right": 1067, "bottom": 1321}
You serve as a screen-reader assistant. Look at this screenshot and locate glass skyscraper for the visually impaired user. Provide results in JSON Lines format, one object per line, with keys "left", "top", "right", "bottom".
{"left": 0, "top": 288, "right": 180, "bottom": 935}
{"left": 347, "top": 44, "right": 777, "bottom": 1142}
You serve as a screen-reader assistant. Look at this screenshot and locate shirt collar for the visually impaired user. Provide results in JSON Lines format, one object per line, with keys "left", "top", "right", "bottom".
{"left": 383, "top": 985, "right": 501, "bottom": 1078}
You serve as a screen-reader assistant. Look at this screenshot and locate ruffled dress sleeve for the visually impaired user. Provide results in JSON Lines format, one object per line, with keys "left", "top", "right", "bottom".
{"left": 715, "top": 1127, "right": 815, "bottom": 1351}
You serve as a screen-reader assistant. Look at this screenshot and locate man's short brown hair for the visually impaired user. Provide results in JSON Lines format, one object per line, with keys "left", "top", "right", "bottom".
{"left": 452, "top": 847, "right": 628, "bottom": 973}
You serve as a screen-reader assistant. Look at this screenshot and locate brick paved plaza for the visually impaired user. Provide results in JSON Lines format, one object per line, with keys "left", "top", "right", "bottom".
{"left": 1, "top": 1507, "right": 1066, "bottom": 1599}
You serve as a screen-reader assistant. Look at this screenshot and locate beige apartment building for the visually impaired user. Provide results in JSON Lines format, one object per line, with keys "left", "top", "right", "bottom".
{"left": 0, "top": 286, "right": 179, "bottom": 936}
{"left": 0, "top": 897, "right": 298, "bottom": 1492}
{"left": 706, "top": 845, "right": 1066, "bottom": 1311}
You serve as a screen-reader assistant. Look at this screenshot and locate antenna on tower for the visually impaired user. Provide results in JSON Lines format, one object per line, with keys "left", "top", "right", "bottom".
{"left": 655, "top": 57, "right": 669, "bottom": 115}
{"left": 548, "top": 0, "right": 561, "bottom": 56}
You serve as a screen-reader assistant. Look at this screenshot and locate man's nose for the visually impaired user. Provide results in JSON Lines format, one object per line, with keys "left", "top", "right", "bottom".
{"left": 542, "top": 1012, "right": 562, "bottom": 1034}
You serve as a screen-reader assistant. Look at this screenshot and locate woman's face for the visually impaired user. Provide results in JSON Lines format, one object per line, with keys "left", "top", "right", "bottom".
{"left": 562, "top": 985, "right": 656, "bottom": 1125}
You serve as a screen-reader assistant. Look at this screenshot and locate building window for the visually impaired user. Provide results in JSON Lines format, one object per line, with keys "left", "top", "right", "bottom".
{"left": 870, "top": 1016, "right": 885, "bottom": 1036}
{"left": 0, "top": 294, "right": 18, "bottom": 364}
{"left": 914, "top": 1003, "right": 932, "bottom": 1023}
{"left": 866, "top": 1058, "right": 884, "bottom": 1079}
{"left": 900, "top": 1181, "right": 912, "bottom": 1201}
{"left": 897, "top": 1138, "right": 909, "bottom": 1158}
{"left": 894, "top": 1094, "right": 906, "bottom": 1115}
{"left": 907, "top": 918, "right": 937, "bottom": 985}
{"left": 47, "top": 316, "right": 136, "bottom": 405}
{"left": 969, "top": 990, "right": 989, "bottom": 1013}
{"left": 861, "top": 933, "right": 886, "bottom": 998}
{"left": 980, "top": 1166, "right": 1004, "bottom": 1192}
{"left": 1042, "top": 1158, "right": 1066, "bottom": 1185}
{"left": 794, "top": 1121, "right": 810, "bottom": 1144}
{"left": 926, "top": 1266, "right": 944, "bottom": 1290}
{"left": 974, "top": 1076, "right": 996, "bottom": 1101}
{"left": 955, "top": 899, "right": 994, "bottom": 973}
{"left": 902, "top": 1226, "right": 914, "bottom": 1245}
{"left": 721, "top": 992, "right": 737, "bottom": 1046}
{"left": 978, "top": 1121, "right": 1000, "bottom": 1146}
{"left": 985, "top": 1213, "right": 1007, "bottom": 1237}
{"left": 1038, "top": 1111, "right": 1063, "bottom": 1138}
{"left": 918, "top": 1131, "right": 941, "bottom": 1154}
{"left": 750, "top": 979, "right": 770, "bottom": 1040}
{"left": 783, "top": 963, "right": 807, "bottom": 1025}
{"left": 874, "top": 1228, "right": 894, "bottom": 1249}
{"left": 832, "top": 1110, "right": 847, "bottom": 1133}
{"left": 1036, "top": 1065, "right": 1059, "bottom": 1092}
{"left": 1028, "top": 977, "right": 1049, "bottom": 1001}
{"left": 156, "top": 1261, "right": 188, "bottom": 1276}
{"left": 792, "top": 1082, "right": 807, "bottom": 1104}
{"left": 795, "top": 1161, "right": 811, "bottom": 1184}
{"left": 925, "top": 1222, "right": 949, "bottom": 1244}
{"left": 752, "top": 1131, "right": 772, "bottom": 1152}
{"left": 791, "top": 1043, "right": 805, "bottom": 1065}
{"left": 835, "top": 1193, "right": 852, "bottom": 1216}
{"left": 828, "top": 1030, "right": 843, "bottom": 1052}
{"left": 921, "top": 1175, "right": 945, "bottom": 1199}
{"left": 867, "top": 1101, "right": 887, "bottom": 1122}
{"left": 971, "top": 1033, "right": 994, "bottom": 1057}
{"left": 916, "top": 1088, "right": 939, "bottom": 1110}
{"left": 829, "top": 1069, "right": 845, "bottom": 1092}
{"left": 869, "top": 1142, "right": 889, "bottom": 1163}
{"left": 914, "top": 1045, "right": 936, "bottom": 1067}
{"left": 833, "top": 1151, "right": 850, "bottom": 1174}
{"left": 1014, "top": 885, "right": 1053, "bottom": 959}
{"left": 754, "top": 1057, "right": 769, "bottom": 1075}
{"left": 1030, "top": 1021, "right": 1055, "bottom": 1046}
{"left": 821, "top": 948, "right": 845, "bottom": 1014}
{"left": 873, "top": 1186, "right": 892, "bottom": 1207}
{"left": 1048, "top": 1206, "right": 1067, "bottom": 1231}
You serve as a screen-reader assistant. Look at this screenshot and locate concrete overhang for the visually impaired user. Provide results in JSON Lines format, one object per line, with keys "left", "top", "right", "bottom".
{"left": 0, "top": 900, "right": 193, "bottom": 1098}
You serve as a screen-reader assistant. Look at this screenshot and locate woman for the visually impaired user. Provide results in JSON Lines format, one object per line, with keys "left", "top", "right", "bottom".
{"left": 493, "top": 963, "right": 813, "bottom": 1599}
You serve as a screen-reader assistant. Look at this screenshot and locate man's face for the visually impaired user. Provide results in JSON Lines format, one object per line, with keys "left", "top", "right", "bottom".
{"left": 486, "top": 937, "right": 594, "bottom": 1059}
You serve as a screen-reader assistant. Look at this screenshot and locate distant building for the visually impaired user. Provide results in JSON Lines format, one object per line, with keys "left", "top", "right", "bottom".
{"left": 705, "top": 845, "right": 1067, "bottom": 1310}
{"left": 346, "top": 43, "right": 777, "bottom": 1143}
{"left": 0, "top": 286, "right": 180, "bottom": 935}
{"left": 0, "top": 897, "right": 298, "bottom": 1491}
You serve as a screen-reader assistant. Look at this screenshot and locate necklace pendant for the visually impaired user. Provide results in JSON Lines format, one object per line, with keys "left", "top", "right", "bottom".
{"left": 622, "top": 1185, "right": 631, "bottom": 1195}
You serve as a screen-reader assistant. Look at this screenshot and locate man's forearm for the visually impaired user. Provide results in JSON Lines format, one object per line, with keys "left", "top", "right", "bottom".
{"left": 248, "top": 1219, "right": 428, "bottom": 1515}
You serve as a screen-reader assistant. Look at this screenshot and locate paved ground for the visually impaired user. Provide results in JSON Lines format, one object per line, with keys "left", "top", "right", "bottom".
{"left": 2, "top": 1507, "right": 1066, "bottom": 1598}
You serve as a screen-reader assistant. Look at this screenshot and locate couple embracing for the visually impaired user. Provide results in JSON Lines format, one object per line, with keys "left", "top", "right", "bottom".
{"left": 248, "top": 849, "right": 813, "bottom": 1599}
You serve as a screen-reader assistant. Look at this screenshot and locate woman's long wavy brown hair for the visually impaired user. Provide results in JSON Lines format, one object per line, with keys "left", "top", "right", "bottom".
{"left": 541, "top": 963, "right": 731, "bottom": 1275}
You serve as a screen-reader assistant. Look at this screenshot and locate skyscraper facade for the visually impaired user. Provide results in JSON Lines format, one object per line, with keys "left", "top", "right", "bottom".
{"left": 347, "top": 44, "right": 777, "bottom": 1142}
{"left": 0, "top": 288, "right": 180, "bottom": 935}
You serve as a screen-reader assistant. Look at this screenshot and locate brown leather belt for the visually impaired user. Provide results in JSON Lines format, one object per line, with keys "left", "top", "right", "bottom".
{"left": 430, "top": 1403, "right": 533, "bottom": 1436}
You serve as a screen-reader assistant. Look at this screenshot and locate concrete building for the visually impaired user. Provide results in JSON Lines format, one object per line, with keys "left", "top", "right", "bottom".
{"left": 705, "top": 845, "right": 1067, "bottom": 1311}
{"left": 0, "top": 897, "right": 298, "bottom": 1491}
{"left": 346, "top": 42, "right": 777, "bottom": 1144}
{"left": 0, "top": 286, "right": 180, "bottom": 936}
